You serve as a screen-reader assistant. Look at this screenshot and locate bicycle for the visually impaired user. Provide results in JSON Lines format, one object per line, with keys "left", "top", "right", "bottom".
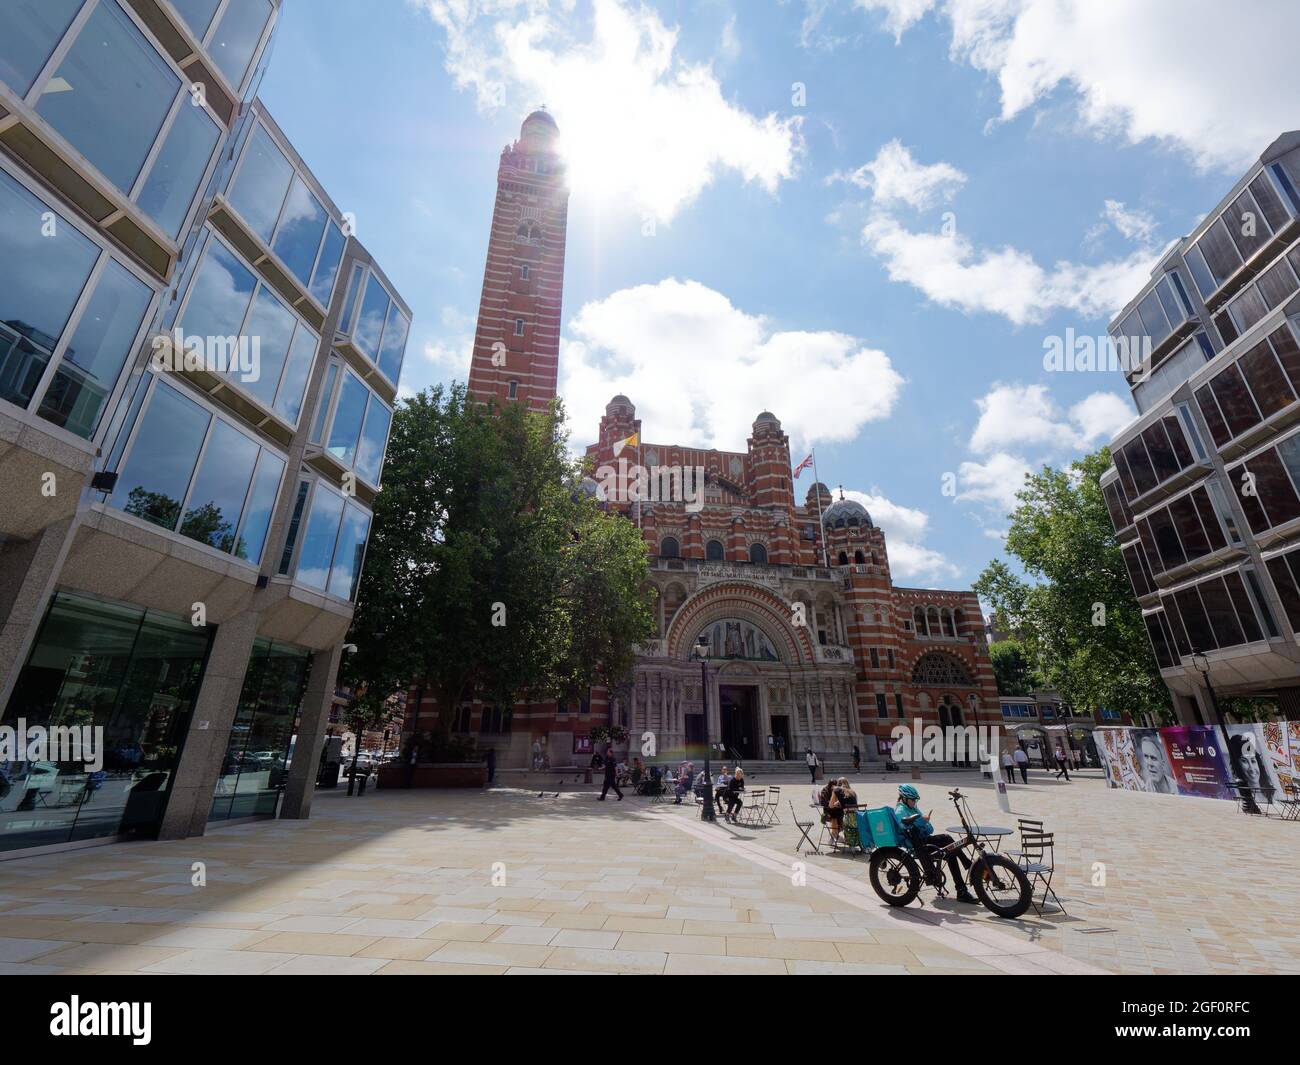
{"left": 866, "top": 787, "right": 1032, "bottom": 919}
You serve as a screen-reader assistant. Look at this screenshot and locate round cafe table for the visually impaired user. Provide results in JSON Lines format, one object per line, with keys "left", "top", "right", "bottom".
{"left": 946, "top": 825, "right": 1011, "bottom": 851}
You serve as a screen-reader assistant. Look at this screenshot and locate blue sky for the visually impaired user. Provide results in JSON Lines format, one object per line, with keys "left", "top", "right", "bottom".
{"left": 258, "top": 0, "right": 1300, "bottom": 586}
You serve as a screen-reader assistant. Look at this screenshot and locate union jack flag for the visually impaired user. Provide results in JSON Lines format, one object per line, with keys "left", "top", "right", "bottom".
{"left": 793, "top": 453, "right": 814, "bottom": 478}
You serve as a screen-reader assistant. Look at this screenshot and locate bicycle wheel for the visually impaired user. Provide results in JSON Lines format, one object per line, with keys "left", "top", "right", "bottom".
{"left": 969, "top": 853, "right": 1032, "bottom": 919}
{"left": 869, "top": 847, "right": 922, "bottom": 907}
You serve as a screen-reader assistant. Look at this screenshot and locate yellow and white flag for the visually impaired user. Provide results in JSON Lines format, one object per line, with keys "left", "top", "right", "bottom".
{"left": 612, "top": 432, "right": 639, "bottom": 457}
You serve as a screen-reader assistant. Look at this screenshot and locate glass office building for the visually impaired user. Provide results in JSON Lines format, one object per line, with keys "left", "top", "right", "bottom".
{"left": 0, "top": 0, "right": 409, "bottom": 855}
{"left": 1102, "top": 131, "right": 1300, "bottom": 725}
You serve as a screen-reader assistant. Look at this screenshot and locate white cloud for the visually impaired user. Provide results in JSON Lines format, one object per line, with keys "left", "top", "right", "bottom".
{"left": 416, "top": 0, "right": 802, "bottom": 222}
{"left": 420, "top": 305, "right": 476, "bottom": 376}
{"left": 1101, "top": 199, "right": 1156, "bottom": 244}
{"left": 560, "top": 278, "right": 904, "bottom": 453}
{"left": 828, "top": 139, "right": 965, "bottom": 209}
{"left": 858, "top": 0, "right": 1300, "bottom": 172}
{"left": 957, "top": 451, "right": 1032, "bottom": 513}
{"left": 969, "top": 383, "right": 1132, "bottom": 454}
{"left": 840, "top": 488, "right": 959, "bottom": 580}
{"left": 859, "top": 210, "right": 1158, "bottom": 326}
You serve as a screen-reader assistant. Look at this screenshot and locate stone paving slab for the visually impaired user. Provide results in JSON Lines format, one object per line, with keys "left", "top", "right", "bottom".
{"left": 0, "top": 769, "right": 1288, "bottom": 975}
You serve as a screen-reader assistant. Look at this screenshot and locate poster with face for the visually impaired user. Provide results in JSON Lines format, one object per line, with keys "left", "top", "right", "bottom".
{"left": 1094, "top": 728, "right": 1143, "bottom": 791}
{"left": 1133, "top": 728, "right": 1179, "bottom": 795}
{"left": 1261, "top": 721, "right": 1295, "bottom": 792}
{"left": 1225, "top": 724, "right": 1284, "bottom": 803}
{"left": 1159, "top": 726, "right": 1233, "bottom": 799}
{"left": 1290, "top": 722, "right": 1300, "bottom": 779}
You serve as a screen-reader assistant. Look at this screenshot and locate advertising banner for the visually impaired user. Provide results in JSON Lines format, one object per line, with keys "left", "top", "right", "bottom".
{"left": 1159, "top": 726, "right": 1233, "bottom": 799}
{"left": 1224, "top": 723, "right": 1286, "bottom": 805}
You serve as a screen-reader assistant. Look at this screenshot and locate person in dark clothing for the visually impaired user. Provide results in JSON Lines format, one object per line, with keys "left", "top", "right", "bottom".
{"left": 723, "top": 768, "right": 745, "bottom": 822}
{"left": 1054, "top": 746, "right": 1071, "bottom": 781}
{"left": 485, "top": 747, "right": 496, "bottom": 784}
{"left": 599, "top": 747, "right": 622, "bottom": 801}
{"left": 852, "top": 744, "right": 861, "bottom": 771}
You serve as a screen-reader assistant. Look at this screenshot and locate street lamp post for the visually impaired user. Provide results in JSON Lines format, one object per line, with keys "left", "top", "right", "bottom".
{"left": 691, "top": 634, "right": 716, "bottom": 822}
{"left": 1190, "top": 651, "right": 1228, "bottom": 732}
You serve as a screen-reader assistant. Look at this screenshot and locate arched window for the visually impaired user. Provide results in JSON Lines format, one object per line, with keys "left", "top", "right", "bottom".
{"left": 954, "top": 609, "right": 966, "bottom": 635}
{"left": 749, "top": 543, "right": 768, "bottom": 565}
{"left": 705, "top": 538, "right": 724, "bottom": 561}
{"left": 914, "top": 606, "right": 927, "bottom": 635}
{"left": 660, "top": 536, "right": 680, "bottom": 558}
{"left": 515, "top": 221, "right": 541, "bottom": 244}
{"left": 942, "top": 608, "right": 956, "bottom": 637}
{"left": 927, "top": 606, "right": 942, "bottom": 636}
{"left": 854, "top": 550, "right": 865, "bottom": 564}
{"left": 838, "top": 551, "right": 849, "bottom": 565}
{"left": 911, "top": 652, "right": 974, "bottom": 686}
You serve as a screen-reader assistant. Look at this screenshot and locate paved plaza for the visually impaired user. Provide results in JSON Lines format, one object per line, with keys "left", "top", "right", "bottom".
{"left": 0, "top": 767, "right": 1295, "bottom": 975}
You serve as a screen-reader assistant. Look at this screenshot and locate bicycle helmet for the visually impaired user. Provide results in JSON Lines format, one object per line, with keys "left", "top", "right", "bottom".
{"left": 897, "top": 784, "right": 919, "bottom": 800}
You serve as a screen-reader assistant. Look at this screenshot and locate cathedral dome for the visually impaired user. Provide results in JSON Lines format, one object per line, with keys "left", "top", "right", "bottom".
{"left": 824, "top": 497, "right": 871, "bottom": 528}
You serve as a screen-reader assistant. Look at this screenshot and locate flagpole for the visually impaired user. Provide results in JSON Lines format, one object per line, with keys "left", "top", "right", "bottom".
{"left": 811, "top": 449, "right": 829, "bottom": 568}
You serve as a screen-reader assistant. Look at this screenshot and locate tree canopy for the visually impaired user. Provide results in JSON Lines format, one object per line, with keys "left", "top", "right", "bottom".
{"left": 341, "top": 384, "right": 655, "bottom": 730}
{"left": 975, "top": 447, "right": 1172, "bottom": 723}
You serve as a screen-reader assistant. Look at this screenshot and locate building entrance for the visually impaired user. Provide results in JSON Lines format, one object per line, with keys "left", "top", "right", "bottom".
{"left": 719, "top": 685, "right": 759, "bottom": 759}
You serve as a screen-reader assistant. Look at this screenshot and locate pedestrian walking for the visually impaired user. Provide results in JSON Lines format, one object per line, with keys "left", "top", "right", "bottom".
{"left": 805, "top": 748, "right": 818, "bottom": 784}
{"left": 598, "top": 746, "right": 623, "bottom": 801}
{"left": 1014, "top": 746, "right": 1028, "bottom": 784}
{"left": 1000, "top": 750, "right": 1015, "bottom": 784}
{"left": 1054, "top": 745, "right": 1071, "bottom": 781}
{"left": 852, "top": 744, "right": 861, "bottom": 771}
{"left": 485, "top": 747, "right": 496, "bottom": 785}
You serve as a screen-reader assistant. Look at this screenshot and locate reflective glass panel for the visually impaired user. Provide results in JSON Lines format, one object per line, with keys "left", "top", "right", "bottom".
{"left": 352, "top": 273, "right": 389, "bottom": 361}
{"left": 0, "top": 170, "right": 98, "bottom": 408}
{"left": 377, "top": 304, "right": 409, "bottom": 384}
{"left": 356, "top": 394, "right": 391, "bottom": 485}
{"left": 228, "top": 123, "right": 292, "bottom": 243}
{"left": 326, "top": 371, "right": 367, "bottom": 465}
{"left": 235, "top": 450, "right": 284, "bottom": 564}
{"left": 171, "top": 0, "right": 221, "bottom": 39}
{"left": 236, "top": 285, "right": 294, "bottom": 409}
{"left": 112, "top": 381, "right": 210, "bottom": 530}
{"left": 309, "top": 222, "right": 345, "bottom": 306}
{"left": 36, "top": 0, "right": 180, "bottom": 192}
{"left": 136, "top": 98, "right": 221, "bottom": 239}
{"left": 0, "top": 0, "right": 84, "bottom": 97}
{"left": 329, "top": 502, "right": 371, "bottom": 600}
{"left": 38, "top": 259, "right": 153, "bottom": 438}
{"left": 180, "top": 238, "right": 256, "bottom": 342}
{"left": 179, "top": 418, "right": 257, "bottom": 551}
{"left": 208, "top": 0, "right": 271, "bottom": 89}
{"left": 296, "top": 486, "right": 344, "bottom": 591}
{"left": 274, "top": 324, "right": 316, "bottom": 425}
{"left": 271, "top": 176, "right": 327, "bottom": 287}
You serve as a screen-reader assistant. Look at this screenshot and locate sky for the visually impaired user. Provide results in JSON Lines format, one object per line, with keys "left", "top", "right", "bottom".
{"left": 258, "top": 0, "right": 1300, "bottom": 587}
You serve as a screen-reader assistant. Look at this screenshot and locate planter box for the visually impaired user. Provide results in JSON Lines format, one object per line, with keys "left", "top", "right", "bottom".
{"left": 376, "top": 763, "right": 487, "bottom": 789}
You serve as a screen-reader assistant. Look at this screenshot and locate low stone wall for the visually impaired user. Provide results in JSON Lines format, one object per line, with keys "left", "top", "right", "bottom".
{"left": 376, "top": 763, "right": 487, "bottom": 789}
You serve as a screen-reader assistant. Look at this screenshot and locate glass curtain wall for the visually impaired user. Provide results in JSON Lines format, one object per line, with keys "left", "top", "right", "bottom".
{"left": 0, "top": 593, "right": 212, "bottom": 852}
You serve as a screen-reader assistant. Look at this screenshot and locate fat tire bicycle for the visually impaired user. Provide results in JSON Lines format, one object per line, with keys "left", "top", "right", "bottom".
{"left": 868, "top": 787, "right": 1032, "bottom": 919}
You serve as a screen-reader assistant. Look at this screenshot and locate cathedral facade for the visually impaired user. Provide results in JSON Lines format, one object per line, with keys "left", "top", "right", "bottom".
{"left": 406, "top": 111, "right": 1002, "bottom": 767}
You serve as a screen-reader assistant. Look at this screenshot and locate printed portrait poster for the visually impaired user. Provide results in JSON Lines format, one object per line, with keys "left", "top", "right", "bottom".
{"left": 1159, "top": 726, "right": 1233, "bottom": 799}
{"left": 1262, "top": 721, "right": 1295, "bottom": 791}
{"left": 1131, "top": 728, "right": 1179, "bottom": 794}
{"left": 1224, "top": 723, "right": 1285, "bottom": 802}
{"left": 1095, "top": 728, "right": 1142, "bottom": 791}
{"left": 1290, "top": 721, "right": 1300, "bottom": 778}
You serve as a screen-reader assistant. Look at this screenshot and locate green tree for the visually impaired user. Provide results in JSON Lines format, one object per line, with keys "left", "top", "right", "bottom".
{"left": 975, "top": 447, "right": 1173, "bottom": 723}
{"left": 988, "top": 639, "right": 1039, "bottom": 696}
{"left": 342, "top": 383, "right": 655, "bottom": 734}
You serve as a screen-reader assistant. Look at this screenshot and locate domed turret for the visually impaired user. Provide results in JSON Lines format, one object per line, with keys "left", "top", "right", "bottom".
{"left": 520, "top": 109, "right": 559, "bottom": 147}
{"left": 824, "top": 496, "right": 871, "bottom": 528}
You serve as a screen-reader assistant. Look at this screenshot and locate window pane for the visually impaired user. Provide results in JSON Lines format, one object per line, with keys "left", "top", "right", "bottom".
{"left": 180, "top": 238, "right": 256, "bottom": 342}
{"left": 274, "top": 324, "right": 316, "bottom": 424}
{"left": 0, "top": 0, "right": 84, "bottom": 97}
{"left": 1256, "top": 256, "right": 1297, "bottom": 312}
{"left": 1229, "top": 284, "right": 1267, "bottom": 334}
{"left": 271, "top": 176, "right": 327, "bottom": 287}
{"left": 112, "top": 381, "right": 210, "bottom": 530}
{"left": 1168, "top": 494, "right": 1210, "bottom": 559}
{"left": 1122, "top": 544, "right": 1153, "bottom": 598}
{"left": 1143, "top": 614, "right": 1174, "bottom": 669}
{"left": 1172, "top": 587, "right": 1216, "bottom": 651}
{"left": 1191, "top": 486, "right": 1227, "bottom": 551}
{"left": 1162, "top": 596, "right": 1193, "bottom": 657}
{"left": 136, "top": 99, "right": 220, "bottom": 240}
{"left": 36, "top": 0, "right": 180, "bottom": 192}
{"left": 180, "top": 419, "right": 257, "bottom": 551}
{"left": 1141, "top": 423, "right": 1181, "bottom": 483}
{"left": 38, "top": 259, "right": 152, "bottom": 438}
{"left": 1121, "top": 439, "right": 1158, "bottom": 495}
{"left": 1185, "top": 245, "right": 1216, "bottom": 300}
{"left": 309, "top": 221, "right": 345, "bottom": 306}
{"left": 1156, "top": 276, "right": 1185, "bottom": 329}
{"left": 278, "top": 479, "right": 310, "bottom": 574}
{"left": 1272, "top": 322, "right": 1300, "bottom": 393}
{"left": 309, "top": 362, "right": 337, "bottom": 444}
{"left": 1223, "top": 571, "right": 1264, "bottom": 644}
{"left": 328, "top": 502, "right": 371, "bottom": 600}
{"left": 1250, "top": 449, "right": 1300, "bottom": 529}
{"left": 340, "top": 263, "right": 363, "bottom": 331}
{"left": 1195, "top": 577, "right": 1244, "bottom": 647}
{"left": 235, "top": 450, "right": 284, "bottom": 564}
{"left": 1194, "top": 384, "right": 1230, "bottom": 448}
{"left": 1209, "top": 365, "right": 1262, "bottom": 440}
{"left": 356, "top": 394, "right": 391, "bottom": 485}
{"left": 1225, "top": 190, "right": 1271, "bottom": 259}
{"left": 229, "top": 123, "right": 293, "bottom": 244}
{"left": 171, "top": 0, "right": 221, "bottom": 39}
{"left": 1249, "top": 173, "right": 1289, "bottom": 233}
{"left": 296, "top": 486, "right": 343, "bottom": 591}
{"left": 1136, "top": 289, "right": 1170, "bottom": 348}
{"left": 1162, "top": 415, "right": 1194, "bottom": 467}
{"left": 237, "top": 286, "right": 294, "bottom": 409}
{"left": 377, "top": 305, "right": 409, "bottom": 384}
{"left": 1267, "top": 555, "right": 1300, "bottom": 633}
{"left": 326, "top": 372, "right": 367, "bottom": 465}
{"left": 0, "top": 171, "right": 98, "bottom": 408}
{"left": 208, "top": 0, "right": 271, "bottom": 88}
{"left": 352, "top": 274, "right": 389, "bottom": 362}
{"left": 1147, "top": 505, "right": 1185, "bottom": 570}
{"left": 1240, "top": 339, "right": 1294, "bottom": 419}
{"left": 1196, "top": 218, "right": 1241, "bottom": 286}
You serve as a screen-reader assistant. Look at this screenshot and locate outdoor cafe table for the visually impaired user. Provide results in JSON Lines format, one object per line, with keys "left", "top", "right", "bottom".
{"left": 946, "top": 825, "right": 1011, "bottom": 850}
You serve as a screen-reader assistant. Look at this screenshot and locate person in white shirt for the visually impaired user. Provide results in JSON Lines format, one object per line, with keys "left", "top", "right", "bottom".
{"left": 713, "top": 766, "right": 732, "bottom": 814}
{"left": 1000, "top": 750, "right": 1015, "bottom": 783}
{"left": 805, "top": 749, "right": 818, "bottom": 784}
{"left": 1013, "top": 746, "right": 1029, "bottom": 783}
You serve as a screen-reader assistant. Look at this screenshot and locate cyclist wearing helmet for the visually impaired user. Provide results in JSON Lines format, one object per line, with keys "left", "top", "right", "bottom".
{"left": 895, "top": 784, "right": 977, "bottom": 904}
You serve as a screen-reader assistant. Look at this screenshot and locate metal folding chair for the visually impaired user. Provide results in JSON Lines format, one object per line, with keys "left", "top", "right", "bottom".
{"left": 1014, "top": 830, "right": 1064, "bottom": 915}
{"left": 791, "top": 800, "right": 820, "bottom": 854}
{"left": 764, "top": 785, "right": 782, "bottom": 825}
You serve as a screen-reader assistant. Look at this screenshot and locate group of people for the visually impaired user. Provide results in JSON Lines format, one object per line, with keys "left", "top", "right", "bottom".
{"left": 997, "top": 744, "right": 1079, "bottom": 783}
{"left": 818, "top": 776, "right": 859, "bottom": 846}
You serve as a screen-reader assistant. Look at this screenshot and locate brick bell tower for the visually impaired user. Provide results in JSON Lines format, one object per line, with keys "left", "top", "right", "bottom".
{"left": 466, "top": 110, "right": 569, "bottom": 412}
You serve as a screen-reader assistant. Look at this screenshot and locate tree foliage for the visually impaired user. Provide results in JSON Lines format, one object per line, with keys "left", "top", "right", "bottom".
{"left": 341, "top": 384, "right": 655, "bottom": 729}
{"left": 974, "top": 447, "right": 1172, "bottom": 723}
{"left": 988, "top": 639, "right": 1039, "bottom": 697}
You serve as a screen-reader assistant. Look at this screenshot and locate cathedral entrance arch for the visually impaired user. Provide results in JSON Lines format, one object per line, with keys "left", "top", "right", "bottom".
{"left": 718, "top": 684, "right": 759, "bottom": 759}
